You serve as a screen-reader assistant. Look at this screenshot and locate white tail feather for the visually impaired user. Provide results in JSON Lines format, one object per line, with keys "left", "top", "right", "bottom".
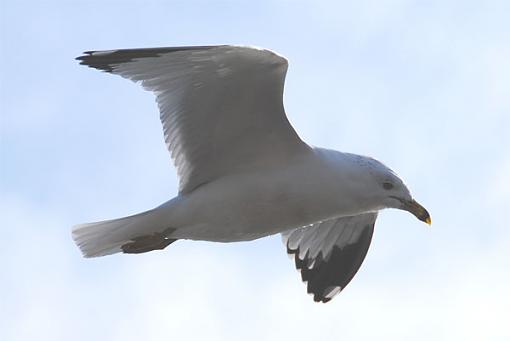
{"left": 72, "top": 209, "right": 163, "bottom": 258}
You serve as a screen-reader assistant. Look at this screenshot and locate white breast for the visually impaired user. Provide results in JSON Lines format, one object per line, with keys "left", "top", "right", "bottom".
{"left": 165, "top": 149, "right": 373, "bottom": 242}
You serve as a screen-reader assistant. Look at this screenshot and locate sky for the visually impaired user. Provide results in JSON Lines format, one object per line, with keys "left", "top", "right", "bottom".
{"left": 1, "top": 0, "right": 509, "bottom": 340}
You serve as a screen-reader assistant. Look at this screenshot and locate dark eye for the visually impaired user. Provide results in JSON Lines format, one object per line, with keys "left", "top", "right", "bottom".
{"left": 383, "top": 182, "right": 394, "bottom": 190}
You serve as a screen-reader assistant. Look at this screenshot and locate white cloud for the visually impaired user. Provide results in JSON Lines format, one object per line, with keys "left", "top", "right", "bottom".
{"left": 2, "top": 194, "right": 509, "bottom": 341}
{"left": 2, "top": 1, "right": 509, "bottom": 340}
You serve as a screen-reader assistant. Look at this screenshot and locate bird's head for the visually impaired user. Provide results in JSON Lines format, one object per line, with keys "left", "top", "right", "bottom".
{"left": 347, "top": 154, "right": 431, "bottom": 225}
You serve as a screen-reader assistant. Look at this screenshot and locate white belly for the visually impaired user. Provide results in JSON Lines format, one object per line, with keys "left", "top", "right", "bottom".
{"left": 164, "top": 156, "right": 362, "bottom": 242}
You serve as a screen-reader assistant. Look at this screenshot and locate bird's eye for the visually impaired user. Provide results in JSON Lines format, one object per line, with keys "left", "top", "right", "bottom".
{"left": 382, "top": 182, "right": 393, "bottom": 190}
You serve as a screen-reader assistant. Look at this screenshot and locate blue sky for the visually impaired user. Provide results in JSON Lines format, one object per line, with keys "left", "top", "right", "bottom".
{"left": 1, "top": 0, "right": 509, "bottom": 340}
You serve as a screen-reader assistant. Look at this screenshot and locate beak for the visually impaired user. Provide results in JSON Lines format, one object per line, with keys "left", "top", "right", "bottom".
{"left": 401, "top": 199, "right": 431, "bottom": 225}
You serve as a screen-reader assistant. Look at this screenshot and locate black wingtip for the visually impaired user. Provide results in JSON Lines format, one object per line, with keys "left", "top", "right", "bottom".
{"left": 75, "top": 51, "right": 97, "bottom": 62}
{"left": 75, "top": 51, "right": 117, "bottom": 72}
{"left": 312, "top": 293, "right": 333, "bottom": 303}
{"left": 75, "top": 46, "right": 222, "bottom": 73}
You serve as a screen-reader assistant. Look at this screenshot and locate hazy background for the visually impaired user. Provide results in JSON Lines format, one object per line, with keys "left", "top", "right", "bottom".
{"left": 1, "top": 0, "right": 509, "bottom": 340}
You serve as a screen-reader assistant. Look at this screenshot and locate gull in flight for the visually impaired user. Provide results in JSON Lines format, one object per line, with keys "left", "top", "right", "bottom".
{"left": 73, "top": 45, "right": 431, "bottom": 303}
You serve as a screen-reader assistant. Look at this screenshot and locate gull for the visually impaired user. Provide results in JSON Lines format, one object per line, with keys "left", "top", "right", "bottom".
{"left": 73, "top": 45, "right": 431, "bottom": 303}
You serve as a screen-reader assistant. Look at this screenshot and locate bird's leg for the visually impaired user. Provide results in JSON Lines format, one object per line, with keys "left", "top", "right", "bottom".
{"left": 121, "top": 227, "right": 177, "bottom": 254}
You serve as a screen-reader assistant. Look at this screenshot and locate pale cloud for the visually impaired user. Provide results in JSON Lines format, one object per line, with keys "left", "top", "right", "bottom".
{"left": 2, "top": 196, "right": 508, "bottom": 341}
{"left": 1, "top": 0, "right": 509, "bottom": 340}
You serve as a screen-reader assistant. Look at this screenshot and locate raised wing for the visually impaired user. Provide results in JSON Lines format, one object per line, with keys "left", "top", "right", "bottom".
{"left": 282, "top": 213, "right": 377, "bottom": 303}
{"left": 77, "top": 45, "right": 309, "bottom": 194}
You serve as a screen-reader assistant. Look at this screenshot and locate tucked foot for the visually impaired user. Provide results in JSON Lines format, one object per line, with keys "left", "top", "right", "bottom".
{"left": 121, "top": 231, "right": 177, "bottom": 254}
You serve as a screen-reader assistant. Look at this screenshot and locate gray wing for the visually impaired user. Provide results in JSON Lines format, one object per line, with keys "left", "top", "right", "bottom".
{"left": 77, "top": 45, "right": 309, "bottom": 194}
{"left": 281, "top": 213, "right": 377, "bottom": 303}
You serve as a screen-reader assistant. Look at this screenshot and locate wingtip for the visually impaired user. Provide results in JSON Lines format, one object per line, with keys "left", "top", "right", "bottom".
{"left": 75, "top": 54, "right": 86, "bottom": 62}
{"left": 312, "top": 293, "right": 332, "bottom": 303}
{"left": 75, "top": 51, "right": 116, "bottom": 72}
{"left": 75, "top": 50, "right": 94, "bottom": 61}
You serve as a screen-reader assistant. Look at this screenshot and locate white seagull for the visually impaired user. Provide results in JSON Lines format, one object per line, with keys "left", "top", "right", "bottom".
{"left": 73, "top": 45, "right": 431, "bottom": 303}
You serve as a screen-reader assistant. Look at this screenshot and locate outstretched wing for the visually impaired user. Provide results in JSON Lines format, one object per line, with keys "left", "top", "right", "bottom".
{"left": 77, "top": 45, "right": 309, "bottom": 194}
{"left": 282, "top": 213, "right": 377, "bottom": 303}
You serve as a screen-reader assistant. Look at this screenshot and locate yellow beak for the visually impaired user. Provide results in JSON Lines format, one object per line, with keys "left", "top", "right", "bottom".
{"left": 403, "top": 199, "right": 431, "bottom": 225}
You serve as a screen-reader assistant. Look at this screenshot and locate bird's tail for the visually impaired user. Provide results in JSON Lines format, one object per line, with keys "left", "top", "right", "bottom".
{"left": 72, "top": 209, "right": 176, "bottom": 258}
